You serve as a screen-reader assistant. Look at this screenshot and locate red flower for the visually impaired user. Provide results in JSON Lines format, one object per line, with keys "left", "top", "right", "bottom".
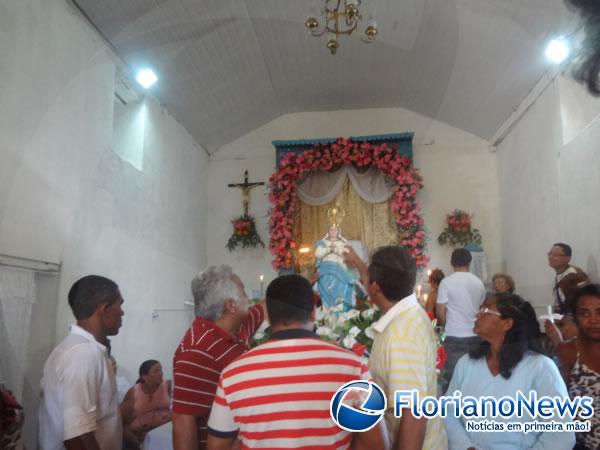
{"left": 352, "top": 343, "right": 367, "bottom": 357}
{"left": 313, "top": 291, "right": 321, "bottom": 307}
{"left": 436, "top": 345, "right": 447, "bottom": 371}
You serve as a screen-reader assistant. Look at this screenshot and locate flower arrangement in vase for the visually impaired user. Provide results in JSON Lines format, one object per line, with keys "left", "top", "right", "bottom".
{"left": 437, "top": 209, "right": 482, "bottom": 248}
{"left": 226, "top": 214, "right": 265, "bottom": 251}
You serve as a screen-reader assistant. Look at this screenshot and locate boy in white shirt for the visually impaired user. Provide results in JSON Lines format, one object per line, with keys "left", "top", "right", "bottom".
{"left": 436, "top": 248, "right": 485, "bottom": 392}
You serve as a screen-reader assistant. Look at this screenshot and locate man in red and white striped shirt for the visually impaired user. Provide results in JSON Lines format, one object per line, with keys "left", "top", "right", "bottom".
{"left": 172, "top": 265, "right": 265, "bottom": 450}
{"left": 207, "top": 274, "right": 387, "bottom": 450}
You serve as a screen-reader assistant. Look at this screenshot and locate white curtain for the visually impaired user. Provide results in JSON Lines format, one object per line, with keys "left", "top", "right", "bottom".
{"left": 0, "top": 267, "right": 36, "bottom": 401}
{"left": 296, "top": 166, "right": 395, "bottom": 205}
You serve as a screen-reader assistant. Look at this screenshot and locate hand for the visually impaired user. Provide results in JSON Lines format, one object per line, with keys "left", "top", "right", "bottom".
{"left": 544, "top": 319, "right": 563, "bottom": 346}
{"left": 309, "top": 273, "right": 320, "bottom": 285}
{"left": 343, "top": 245, "right": 362, "bottom": 268}
{"left": 259, "top": 299, "right": 267, "bottom": 318}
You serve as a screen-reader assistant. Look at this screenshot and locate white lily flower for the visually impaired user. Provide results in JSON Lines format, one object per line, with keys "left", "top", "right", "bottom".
{"left": 332, "top": 303, "right": 345, "bottom": 313}
{"left": 361, "top": 308, "right": 375, "bottom": 319}
{"left": 315, "top": 307, "right": 325, "bottom": 321}
{"left": 343, "top": 335, "right": 357, "bottom": 349}
{"left": 335, "top": 315, "right": 348, "bottom": 330}
{"left": 316, "top": 326, "right": 333, "bottom": 337}
{"left": 365, "top": 325, "right": 375, "bottom": 339}
{"left": 348, "top": 326, "right": 361, "bottom": 338}
{"left": 346, "top": 310, "right": 360, "bottom": 320}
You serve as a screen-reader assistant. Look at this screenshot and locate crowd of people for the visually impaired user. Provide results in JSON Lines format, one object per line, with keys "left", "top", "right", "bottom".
{"left": 25, "top": 239, "right": 598, "bottom": 450}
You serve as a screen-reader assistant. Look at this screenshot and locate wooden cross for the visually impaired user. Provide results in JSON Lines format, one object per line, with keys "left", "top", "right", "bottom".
{"left": 227, "top": 170, "right": 265, "bottom": 215}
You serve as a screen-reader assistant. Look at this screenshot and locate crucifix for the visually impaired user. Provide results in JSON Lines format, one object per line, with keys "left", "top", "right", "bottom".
{"left": 228, "top": 170, "right": 265, "bottom": 215}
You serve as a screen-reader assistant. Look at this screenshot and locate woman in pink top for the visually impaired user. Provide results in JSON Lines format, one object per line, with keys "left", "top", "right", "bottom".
{"left": 121, "top": 359, "right": 172, "bottom": 449}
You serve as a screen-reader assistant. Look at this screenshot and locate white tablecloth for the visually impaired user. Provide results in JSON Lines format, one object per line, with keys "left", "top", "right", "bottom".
{"left": 143, "top": 421, "right": 173, "bottom": 450}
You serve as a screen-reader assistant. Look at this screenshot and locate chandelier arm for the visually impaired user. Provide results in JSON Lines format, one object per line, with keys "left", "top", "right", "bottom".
{"left": 345, "top": 17, "right": 359, "bottom": 31}
{"left": 326, "top": 11, "right": 357, "bottom": 35}
{"left": 311, "top": 27, "right": 328, "bottom": 37}
{"left": 324, "top": 0, "right": 341, "bottom": 15}
{"left": 325, "top": 25, "right": 356, "bottom": 36}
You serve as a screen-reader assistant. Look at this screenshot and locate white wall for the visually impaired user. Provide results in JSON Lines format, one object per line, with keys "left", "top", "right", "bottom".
{"left": 0, "top": 0, "right": 208, "bottom": 429}
{"left": 497, "top": 75, "right": 600, "bottom": 308}
{"left": 207, "top": 108, "right": 503, "bottom": 291}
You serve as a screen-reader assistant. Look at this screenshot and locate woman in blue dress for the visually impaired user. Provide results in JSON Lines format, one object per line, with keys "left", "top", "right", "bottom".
{"left": 445, "top": 293, "right": 575, "bottom": 450}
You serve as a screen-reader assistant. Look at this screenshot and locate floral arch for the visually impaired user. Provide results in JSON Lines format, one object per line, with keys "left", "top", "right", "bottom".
{"left": 268, "top": 136, "right": 428, "bottom": 271}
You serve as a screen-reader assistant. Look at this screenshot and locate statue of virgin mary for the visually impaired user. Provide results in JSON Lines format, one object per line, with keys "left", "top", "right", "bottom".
{"left": 314, "top": 205, "right": 357, "bottom": 311}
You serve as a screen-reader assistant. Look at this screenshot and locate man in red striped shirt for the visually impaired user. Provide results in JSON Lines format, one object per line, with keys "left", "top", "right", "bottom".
{"left": 207, "top": 274, "right": 387, "bottom": 450}
{"left": 172, "top": 265, "right": 265, "bottom": 450}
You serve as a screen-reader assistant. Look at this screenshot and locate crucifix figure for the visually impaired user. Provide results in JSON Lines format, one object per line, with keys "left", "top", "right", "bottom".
{"left": 227, "top": 170, "right": 265, "bottom": 215}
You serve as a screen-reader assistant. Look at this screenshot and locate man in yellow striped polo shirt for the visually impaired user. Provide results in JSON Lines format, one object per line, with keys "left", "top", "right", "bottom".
{"left": 345, "top": 245, "right": 447, "bottom": 450}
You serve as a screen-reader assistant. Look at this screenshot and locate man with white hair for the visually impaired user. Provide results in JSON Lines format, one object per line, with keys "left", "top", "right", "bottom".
{"left": 172, "top": 265, "right": 264, "bottom": 450}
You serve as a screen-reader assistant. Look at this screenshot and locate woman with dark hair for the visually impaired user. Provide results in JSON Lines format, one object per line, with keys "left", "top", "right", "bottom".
{"left": 445, "top": 293, "right": 575, "bottom": 449}
{"left": 552, "top": 284, "right": 600, "bottom": 450}
{"left": 121, "top": 360, "right": 171, "bottom": 449}
{"left": 425, "top": 268, "right": 445, "bottom": 316}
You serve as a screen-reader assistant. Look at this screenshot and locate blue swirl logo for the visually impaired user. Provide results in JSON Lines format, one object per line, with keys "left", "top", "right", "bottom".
{"left": 330, "top": 380, "right": 386, "bottom": 432}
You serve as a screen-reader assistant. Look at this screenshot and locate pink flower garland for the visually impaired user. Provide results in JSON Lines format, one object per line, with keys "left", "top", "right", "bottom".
{"left": 268, "top": 138, "right": 429, "bottom": 271}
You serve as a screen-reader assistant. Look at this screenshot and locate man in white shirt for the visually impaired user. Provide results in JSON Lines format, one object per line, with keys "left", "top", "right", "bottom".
{"left": 39, "top": 275, "right": 124, "bottom": 450}
{"left": 435, "top": 248, "right": 485, "bottom": 392}
{"left": 548, "top": 242, "right": 588, "bottom": 313}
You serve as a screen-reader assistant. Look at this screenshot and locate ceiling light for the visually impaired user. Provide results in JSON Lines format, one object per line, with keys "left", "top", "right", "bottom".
{"left": 545, "top": 38, "right": 569, "bottom": 64}
{"left": 136, "top": 69, "right": 158, "bottom": 89}
{"left": 306, "top": 0, "right": 377, "bottom": 55}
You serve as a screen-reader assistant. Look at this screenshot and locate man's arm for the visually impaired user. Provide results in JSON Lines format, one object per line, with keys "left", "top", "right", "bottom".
{"left": 207, "top": 434, "right": 236, "bottom": 450}
{"left": 435, "top": 281, "right": 448, "bottom": 325}
{"left": 207, "top": 379, "right": 239, "bottom": 450}
{"left": 435, "top": 303, "right": 447, "bottom": 325}
{"left": 64, "top": 432, "right": 101, "bottom": 450}
{"left": 61, "top": 346, "right": 103, "bottom": 449}
{"left": 394, "top": 412, "right": 426, "bottom": 450}
{"left": 344, "top": 245, "right": 368, "bottom": 285}
{"left": 385, "top": 333, "right": 435, "bottom": 450}
{"left": 173, "top": 413, "right": 199, "bottom": 450}
{"left": 237, "top": 304, "right": 265, "bottom": 343}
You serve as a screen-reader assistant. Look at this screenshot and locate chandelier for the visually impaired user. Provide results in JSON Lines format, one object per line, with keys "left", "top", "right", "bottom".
{"left": 305, "top": 0, "right": 377, "bottom": 55}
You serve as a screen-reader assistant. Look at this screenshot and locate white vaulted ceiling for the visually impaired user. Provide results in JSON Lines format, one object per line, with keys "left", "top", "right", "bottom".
{"left": 72, "top": 0, "right": 573, "bottom": 154}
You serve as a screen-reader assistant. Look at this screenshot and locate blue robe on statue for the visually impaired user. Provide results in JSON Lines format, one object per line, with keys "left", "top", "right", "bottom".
{"left": 315, "top": 240, "right": 355, "bottom": 311}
